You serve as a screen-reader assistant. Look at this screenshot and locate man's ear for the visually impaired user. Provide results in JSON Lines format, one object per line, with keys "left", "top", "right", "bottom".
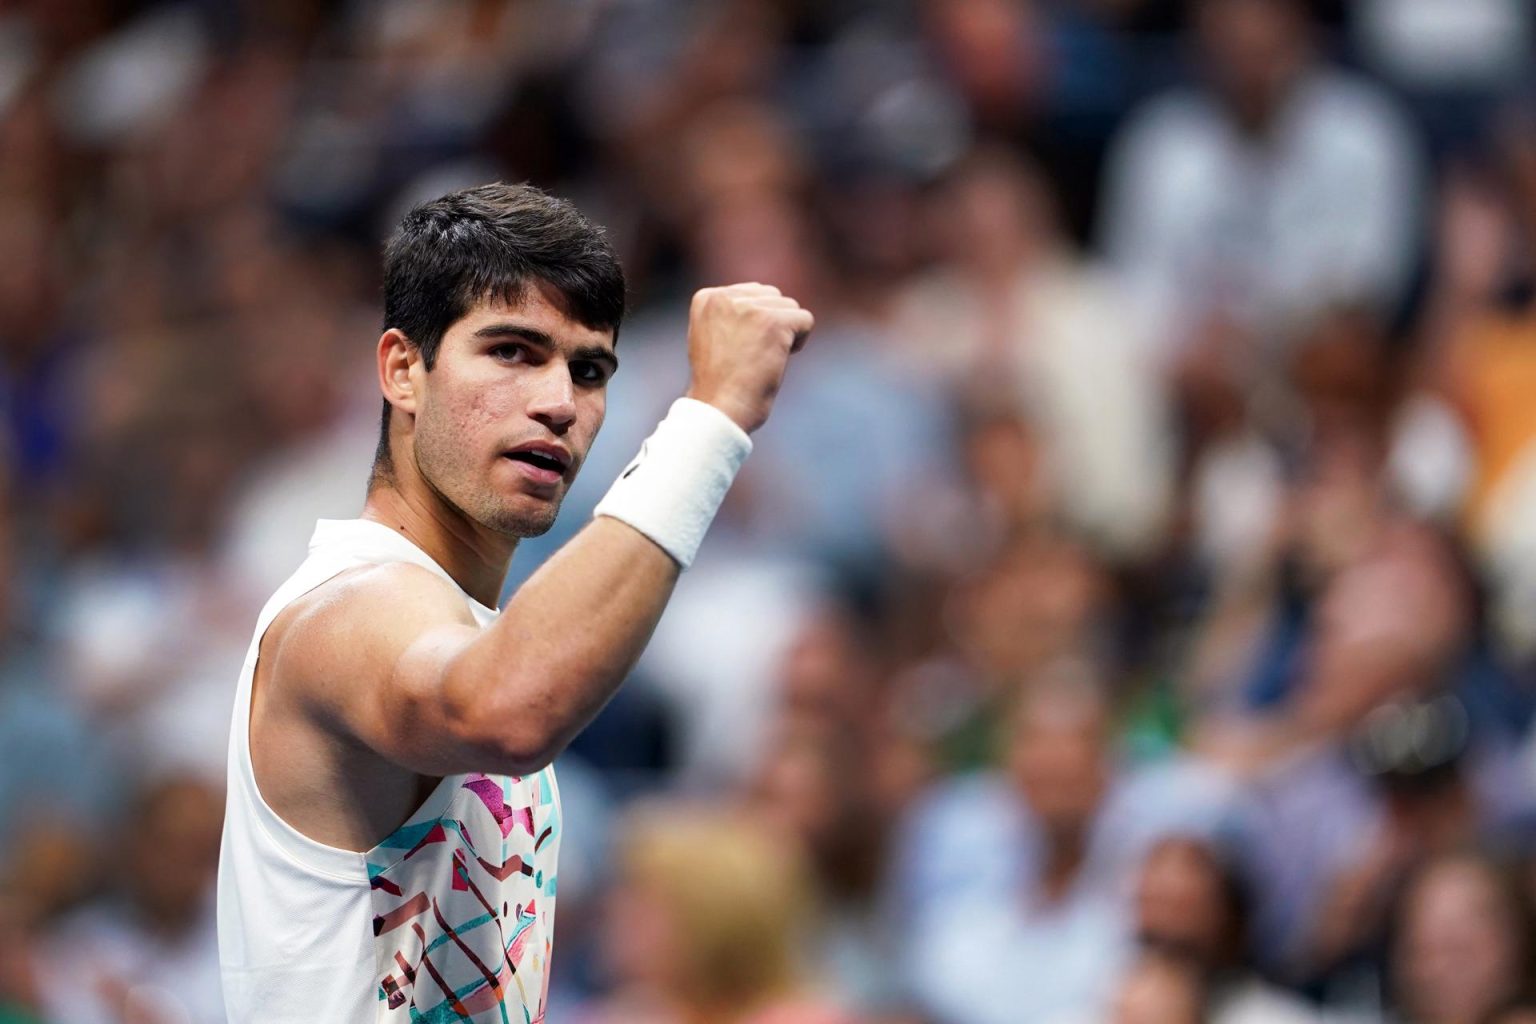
{"left": 378, "top": 328, "right": 421, "bottom": 415}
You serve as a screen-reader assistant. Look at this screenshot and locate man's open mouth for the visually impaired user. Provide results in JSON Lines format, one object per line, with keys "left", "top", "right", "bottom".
{"left": 503, "top": 444, "right": 572, "bottom": 476}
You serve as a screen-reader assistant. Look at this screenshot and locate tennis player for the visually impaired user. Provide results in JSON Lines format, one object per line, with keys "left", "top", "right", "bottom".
{"left": 217, "top": 182, "right": 812, "bottom": 1023}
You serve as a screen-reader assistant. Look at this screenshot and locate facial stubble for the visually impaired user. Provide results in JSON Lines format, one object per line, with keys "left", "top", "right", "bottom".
{"left": 411, "top": 415, "right": 564, "bottom": 540}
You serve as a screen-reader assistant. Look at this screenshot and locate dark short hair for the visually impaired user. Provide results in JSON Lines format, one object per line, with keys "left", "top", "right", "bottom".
{"left": 373, "top": 182, "right": 626, "bottom": 477}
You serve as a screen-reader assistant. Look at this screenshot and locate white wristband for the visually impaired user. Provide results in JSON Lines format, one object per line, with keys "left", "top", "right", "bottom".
{"left": 593, "top": 397, "right": 752, "bottom": 568}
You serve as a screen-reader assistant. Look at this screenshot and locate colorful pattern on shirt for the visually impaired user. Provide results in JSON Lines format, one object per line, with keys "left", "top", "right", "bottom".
{"left": 367, "top": 770, "right": 560, "bottom": 1023}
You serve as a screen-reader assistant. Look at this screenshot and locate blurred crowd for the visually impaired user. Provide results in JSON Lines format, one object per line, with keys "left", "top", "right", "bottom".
{"left": 5, "top": 0, "right": 1536, "bottom": 1021}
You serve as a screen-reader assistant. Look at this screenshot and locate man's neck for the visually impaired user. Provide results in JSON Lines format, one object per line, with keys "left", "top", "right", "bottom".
{"left": 361, "top": 482, "right": 515, "bottom": 609}
{"left": 1037, "top": 827, "right": 1089, "bottom": 906}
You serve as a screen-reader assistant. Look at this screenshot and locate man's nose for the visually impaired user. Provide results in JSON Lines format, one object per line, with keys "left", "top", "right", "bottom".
{"left": 528, "top": 364, "right": 577, "bottom": 432}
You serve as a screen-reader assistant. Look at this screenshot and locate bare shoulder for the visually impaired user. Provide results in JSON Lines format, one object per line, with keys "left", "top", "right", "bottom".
{"left": 286, "top": 561, "right": 477, "bottom": 636}
{"left": 263, "top": 562, "right": 479, "bottom": 708}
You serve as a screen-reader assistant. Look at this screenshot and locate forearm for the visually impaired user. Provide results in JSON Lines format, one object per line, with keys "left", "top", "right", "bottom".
{"left": 440, "top": 516, "right": 678, "bottom": 771}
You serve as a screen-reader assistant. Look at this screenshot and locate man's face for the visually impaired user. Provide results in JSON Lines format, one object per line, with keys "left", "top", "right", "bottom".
{"left": 1007, "top": 697, "right": 1110, "bottom": 837}
{"left": 1198, "top": 0, "right": 1308, "bottom": 127}
{"left": 1134, "top": 841, "right": 1227, "bottom": 963}
{"left": 408, "top": 281, "right": 616, "bottom": 537}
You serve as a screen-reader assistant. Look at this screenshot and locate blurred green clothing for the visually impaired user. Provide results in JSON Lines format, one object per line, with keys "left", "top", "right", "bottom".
{"left": 0, "top": 1003, "right": 46, "bottom": 1024}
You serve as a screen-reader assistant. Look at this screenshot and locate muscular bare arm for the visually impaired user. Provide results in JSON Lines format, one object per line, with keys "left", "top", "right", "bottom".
{"left": 271, "top": 284, "right": 811, "bottom": 779}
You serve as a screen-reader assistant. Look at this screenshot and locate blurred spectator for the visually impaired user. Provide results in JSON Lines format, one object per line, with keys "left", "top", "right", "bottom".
{"left": 1188, "top": 436, "right": 1524, "bottom": 758}
{"left": 743, "top": 710, "right": 899, "bottom": 1014}
{"left": 0, "top": 820, "right": 95, "bottom": 1024}
{"left": 890, "top": 667, "right": 1237, "bottom": 1024}
{"left": 902, "top": 534, "right": 1115, "bottom": 771}
{"left": 631, "top": 552, "right": 829, "bottom": 789}
{"left": 1427, "top": 112, "right": 1536, "bottom": 656}
{"left": 1131, "top": 835, "right": 1323, "bottom": 1023}
{"left": 1100, "top": 0, "right": 1423, "bottom": 365}
{"left": 32, "top": 775, "right": 225, "bottom": 1024}
{"left": 1239, "top": 688, "right": 1533, "bottom": 1003}
{"left": 918, "top": 0, "right": 1052, "bottom": 135}
{"left": 685, "top": 186, "right": 956, "bottom": 574}
{"left": 584, "top": 175, "right": 954, "bottom": 789}
{"left": 1387, "top": 851, "right": 1536, "bottom": 1024}
{"left": 1187, "top": 435, "right": 1536, "bottom": 981}
{"left": 892, "top": 145, "right": 1173, "bottom": 561}
{"left": 578, "top": 804, "right": 857, "bottom": 1024}
{"left": 50, "top": 541, "right": 253, "bottom": 784}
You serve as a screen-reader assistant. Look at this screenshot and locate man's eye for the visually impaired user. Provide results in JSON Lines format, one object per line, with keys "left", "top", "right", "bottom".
{"left": 572, "top": 361, "right": 608, "bottom": 385}
{"left": 491, "top": 344, "right": 525, "bottom": 362}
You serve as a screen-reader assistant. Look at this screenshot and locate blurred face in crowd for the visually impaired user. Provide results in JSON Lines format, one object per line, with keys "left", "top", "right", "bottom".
{"left": 962, "top": 412, "right": 1051, "bottom": 524}
{"left": 1007, "top": 680, "right": 1111, "bottom": 838}
{"left": 1197, "top": 0, "right": 1310, "bottom": 129}
{"left": 679, "top": 100, "right": 806, "bottom": 212}
{"left": 747, "top": 723, "right": 841, "bottom": 845}
{"left": 952, "top": 538, "right": 1108, "bottom": 683}
{"left": 3, "top": 820, "right": 96, "bottom": 929}
{"left": 776, "top": 610, "right": 880, "bottom": 725}
{"left": 689, "top": 192, "right": 825, "bottom": 309}
{"left": 922, "top": 0, "right": 1048, "bottom": 121}
{"left": 124, "top": 778, "right": 225, "bottom": 932}
{"left": 388, "top": 283, "right": 616, "bottom": 539}
{"left": 931, "top": 149, "right": 1055, "bottom": 281}
{"left": 1134, "top": 838, "right": 1237, "bottom": 968}
{"left": 1395, "top": 857, "right": 1529, "bottom": 1024}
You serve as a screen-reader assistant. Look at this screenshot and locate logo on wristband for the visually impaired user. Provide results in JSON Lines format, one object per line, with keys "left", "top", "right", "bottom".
{"left": 620, "top": 441, "right": 648, "bottom": 480}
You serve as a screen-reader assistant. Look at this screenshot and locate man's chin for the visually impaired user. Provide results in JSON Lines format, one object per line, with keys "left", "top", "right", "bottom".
{"left": 481, "top": 500, "right": 562, "bottom": 539}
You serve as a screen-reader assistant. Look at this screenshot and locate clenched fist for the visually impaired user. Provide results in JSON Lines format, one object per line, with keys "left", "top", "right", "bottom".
{"left": 684, "top": 283, "right": 814, "bottom": 434}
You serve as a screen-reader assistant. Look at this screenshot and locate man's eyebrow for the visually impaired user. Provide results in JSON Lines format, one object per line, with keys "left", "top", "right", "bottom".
{"left": 473, "top": 323, "right": 619, "bottom": 371}
{"left": 472, "top": 323, "right": 556, "bottom": 346}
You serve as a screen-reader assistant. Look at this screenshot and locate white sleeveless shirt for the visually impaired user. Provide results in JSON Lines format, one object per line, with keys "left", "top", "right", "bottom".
{"left": 218, "top": 519, "right": 561, "bottom": 1023}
